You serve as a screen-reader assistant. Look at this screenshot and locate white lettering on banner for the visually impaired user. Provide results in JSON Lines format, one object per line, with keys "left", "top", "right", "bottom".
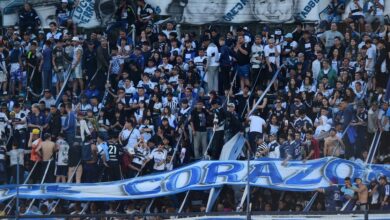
{"left": 224, "top": 0, "right": 249, "bottom": 22}
{"left": 0, "top": 157, "right": 389, "bottom": 201}
{"left": 72, "top": 0, "right": 95, "bottom": 25}
{"left": 300, "top": 0, "right": 321, "bottom": 19}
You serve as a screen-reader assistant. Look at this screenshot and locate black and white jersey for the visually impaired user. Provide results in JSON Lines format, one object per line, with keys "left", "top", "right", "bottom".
{"left": 107, "top": 141, "right": 121, "bottom": 163}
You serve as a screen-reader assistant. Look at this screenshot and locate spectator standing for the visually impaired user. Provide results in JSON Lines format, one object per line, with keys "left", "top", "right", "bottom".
{"left": 190, "top": 100, "right": 208, "bottom": 159}
{"left": 234, "top": 34, "right": 251, "bottom": 91}
{"left": 55, "top": 133, "right": 69, "bottom": 183}
{"left": 7, "top": 141, "right": 24, "bottom": 184}
{"left": 205, "top": 37, "right": 219, "bottom": 93}
{"left": 18, "top": 3, "right": 41, "bottom": 34}
{"left": 247, "top": 111, "right": 266, "bottom": 154}
{"left": 379, "top": 176, "right": 390, "bottom": 210}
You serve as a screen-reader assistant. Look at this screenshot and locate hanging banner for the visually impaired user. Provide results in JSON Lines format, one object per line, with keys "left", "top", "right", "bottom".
{"left": 1, "top": 0, "right": 389, "bottom": 28}
{"left": 0, "top": 157, "right": 389, "bottom": 202}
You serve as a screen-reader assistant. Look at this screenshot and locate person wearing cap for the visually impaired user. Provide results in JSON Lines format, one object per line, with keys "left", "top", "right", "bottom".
{"left": 71, "top": 36, "right": 84, "bottom": 95}
{"left": 225, "top": 102, "right": 243, "bottom": 140}
{"left": 209, "top": 98, "right": 226, "bottom": 159}
{"left": 281, "top": 33, "right": 298, "bottom": 57}
{"left": 28, "top": 128, "right": 42, "bottom": 183}
{"left": 379, "top": 176, "right": 390, "bottom": 210}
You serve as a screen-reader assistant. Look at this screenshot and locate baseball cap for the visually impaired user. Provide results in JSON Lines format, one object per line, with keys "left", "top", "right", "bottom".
{"left": 285, "top": 33, "right": 293, "bottom": 38}
{"left": 32, "top": 129, "right": 40, "bottom": 135}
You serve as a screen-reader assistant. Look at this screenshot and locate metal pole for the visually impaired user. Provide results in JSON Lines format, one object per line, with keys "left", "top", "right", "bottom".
{"left": 4, "top": 160, "right": 38, "bottom": 215}
{"left": 48, "top": 160, "right": 82, "bottom": 215}
{"left": 15, "top": 150, "right": 20, "bottom": 220}
{"left": 240, "top": 65, "right": 263, "bottom": 118}
{"left": 247, "top": 64, "right": 284, "bottom": 117}
{"left": 26, "top": 159, "right": 52, "bottom": 213}
{"left": 54, "top": 65, "right": 73, "bottom": 106}
{"left": 246, "top": 144, "right": 250, "bottom": 220}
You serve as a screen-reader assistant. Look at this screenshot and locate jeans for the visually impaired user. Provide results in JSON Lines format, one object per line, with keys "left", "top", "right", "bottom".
{"left": 193, "top": 131, "right": 207, "bottom": 159}
{"left": 207, "top": 66, "right": 219, "bottom": 93}
{"left": 42, "top": 69, "right": 52, "bottom": 91}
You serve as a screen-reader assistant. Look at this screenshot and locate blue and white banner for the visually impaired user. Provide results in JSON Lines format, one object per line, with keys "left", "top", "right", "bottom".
{"left": 0, "top": 157, "right": 389, "bottom": 201}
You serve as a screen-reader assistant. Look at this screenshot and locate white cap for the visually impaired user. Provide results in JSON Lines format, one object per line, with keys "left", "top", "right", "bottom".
{"left": 71, "top": 36, "right": 80, "bottom": 41}
{"left": 62, "top": 0, "right": 68, "bottom": 3}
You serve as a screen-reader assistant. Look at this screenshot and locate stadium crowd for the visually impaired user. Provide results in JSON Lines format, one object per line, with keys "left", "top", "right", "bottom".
{"left": 0, "top": 0, "right": 390, "bottom": 217}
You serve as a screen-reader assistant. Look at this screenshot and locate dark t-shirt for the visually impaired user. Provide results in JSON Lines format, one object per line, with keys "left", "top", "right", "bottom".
{"left": 68, "top": 145, "right": 81, "bottom": 167}
{"left": 324, "top": 185, "right": 341, "bottom": 210}
{"left": 191, "top": 109, "right": 207, "bottom": 132}
{"left": 235, "top": 43, "right": 251, "bottom": 65}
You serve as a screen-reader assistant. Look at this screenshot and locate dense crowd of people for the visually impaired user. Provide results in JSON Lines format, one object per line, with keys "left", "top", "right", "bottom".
{"left": 0, "top": 0, "right": 389, "bottom": 217}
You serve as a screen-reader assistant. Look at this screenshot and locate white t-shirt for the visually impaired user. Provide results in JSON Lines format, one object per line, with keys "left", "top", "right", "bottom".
{"left": 365, "top": 46, "right": 376, "bottom": 72}
{"left": 264, "top": 45, "right": 280, "bottom": 64}
{"left": 349, "top": 0, "right": 364, "bottom": 16}
{"left": 206, "top": 43, "right": 219, "bottom": 67}
{"left": 148, "top": 148, "right": 167, "bottom": 171}
{"left": 121, "top": 128, "right": 141, "bottom": 151}
{"left": 56, "top": 139, "right": 69, "bottom": 166}
{"left": 248, "top": 115, "right": 266, "bottom": 133}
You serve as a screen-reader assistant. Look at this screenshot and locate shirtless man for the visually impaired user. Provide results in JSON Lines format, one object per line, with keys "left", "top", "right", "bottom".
{"left": 36, "top": 133, "right": 55, "bottom": 183}
{"left": 324, "top": 128, "right": 345, "bottom": 157}
{"left": 353, "top": 177, "right": 369, "bottom": 211}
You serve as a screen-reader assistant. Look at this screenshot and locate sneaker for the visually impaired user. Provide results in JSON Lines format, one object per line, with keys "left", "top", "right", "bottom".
{"left": 2, "top": 91, "right": 7, "bottom": 95}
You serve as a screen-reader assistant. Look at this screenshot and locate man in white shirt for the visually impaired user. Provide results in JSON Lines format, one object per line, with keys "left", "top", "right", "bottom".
{"left": 312, "top": 51, "right": 323, "bottom": 83}
{"left": 205, "top": 37, "right": 219, "bottom": 93}
{"left": 120, "top": 121, "right": 141, "bottom": 153}
{"left": 264, "top": 38, "right": 280, "bottom": 81}
{"left": 247, "top": 111, "right": 267, "bottom": 154}
{"left": 145, "top": 144, "right": 167, "bottom": 172}
{"left": 365, "top": 39, "right": 376, "bottom": 77}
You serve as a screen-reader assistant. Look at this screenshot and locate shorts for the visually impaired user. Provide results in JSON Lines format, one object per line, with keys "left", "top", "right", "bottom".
{"left": 72, "top": 66, "right": 82, "bottom": 79}
{"left": 237, "top": 64, "right": 250, "bottom": 78}
{"left": 10, "top": 63, "right": 23, "bottom": 81}
{"left": 0, "top": 71, "right": 7, "bottom": 83}
{"left": 56, "top": 68, "right": 66, "bottom": 82}
{"left": 55, "top": 165, "right": 68, "bottom": 176}
{"left": 350, "top": 15, "right": 364, "bottom": 21}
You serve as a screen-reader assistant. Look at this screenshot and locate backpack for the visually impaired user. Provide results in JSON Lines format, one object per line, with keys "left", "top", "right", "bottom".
{"left": 81, "top": 142, "right": 93, "bottom": 161}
